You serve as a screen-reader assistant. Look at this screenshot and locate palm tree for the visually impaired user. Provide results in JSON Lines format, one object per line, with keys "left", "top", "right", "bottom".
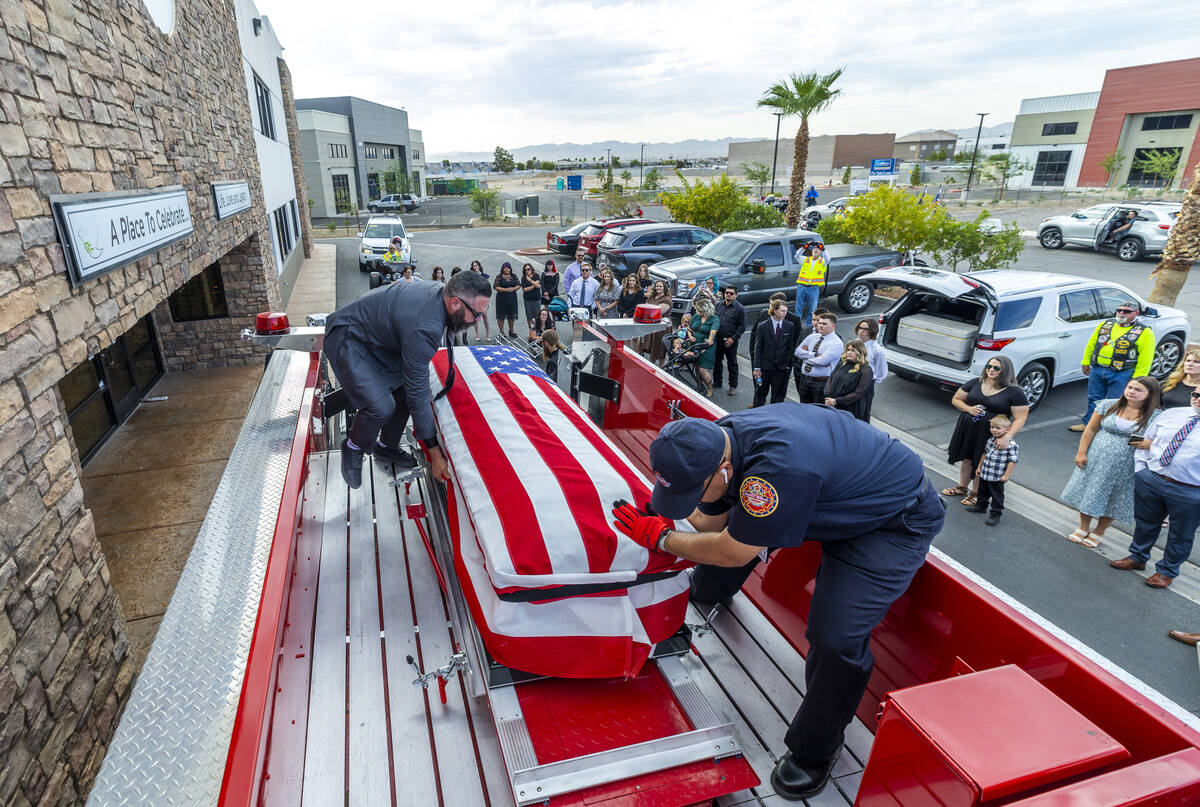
{"left": 1148, "top": 159, "right": 1200, "bottom": 306}
{"left": 757, "top": 68, "right": 845, "bottom": 229}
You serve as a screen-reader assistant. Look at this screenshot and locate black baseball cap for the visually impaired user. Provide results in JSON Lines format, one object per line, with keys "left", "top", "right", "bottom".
{"left": 649, "top": 419, "right": 726, "bottom": 519}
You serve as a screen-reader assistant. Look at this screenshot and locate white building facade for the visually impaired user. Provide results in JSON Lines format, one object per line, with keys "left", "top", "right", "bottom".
{"left": 1008, "top": 92, "right": 1099, "bottom": 189}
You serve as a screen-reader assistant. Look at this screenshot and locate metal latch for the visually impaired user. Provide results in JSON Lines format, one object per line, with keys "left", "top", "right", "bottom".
{"left": 667, "top": 399, "right": 684, "bottom": 421}
{"left": 407, "top": 653, "right": 467, "bottom": 704}
{"left": 686, "top": 603, "right": 722, "bottom": 640}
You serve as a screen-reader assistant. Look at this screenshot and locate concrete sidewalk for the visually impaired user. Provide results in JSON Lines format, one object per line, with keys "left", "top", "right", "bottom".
{"left": 286, "top": 242, "right": 337, "bottom": 317}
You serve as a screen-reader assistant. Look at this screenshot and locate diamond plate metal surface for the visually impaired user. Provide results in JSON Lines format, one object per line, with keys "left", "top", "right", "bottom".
{"left": 87, "top": 352, "right": 311, "bottom": 807}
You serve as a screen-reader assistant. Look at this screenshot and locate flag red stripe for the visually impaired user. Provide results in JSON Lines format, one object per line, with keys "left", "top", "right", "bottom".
{"left": 490, "top": 372, "right": 616, "bottom": 574}
{"left": 432, "top": 351, "right": 553, "bottom": 575}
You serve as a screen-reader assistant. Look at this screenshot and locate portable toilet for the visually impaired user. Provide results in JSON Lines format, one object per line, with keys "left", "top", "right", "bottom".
{"left": 556, "top": 176, "right": 565, "bottom": 191}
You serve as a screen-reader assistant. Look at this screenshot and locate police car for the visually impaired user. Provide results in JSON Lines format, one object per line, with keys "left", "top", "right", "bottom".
{"left": 861, "top": 267, "right": 1190, "bottom": 408}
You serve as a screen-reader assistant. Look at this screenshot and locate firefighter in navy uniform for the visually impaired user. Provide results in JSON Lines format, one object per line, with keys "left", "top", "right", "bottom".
{"left": 612, "top": 403, "right": 945, "bottom": 801}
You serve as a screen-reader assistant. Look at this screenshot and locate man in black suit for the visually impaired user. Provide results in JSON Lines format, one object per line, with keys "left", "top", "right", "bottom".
{"left": 752, "top": 299, "right": 797, "bottom": 407}
{"left": 748, "top": 292, "right": 802, "bottom": 365}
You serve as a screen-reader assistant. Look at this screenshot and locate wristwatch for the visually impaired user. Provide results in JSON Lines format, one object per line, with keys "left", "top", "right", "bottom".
{"left": 655, "top": 527, "right": 672, "bottom": 554}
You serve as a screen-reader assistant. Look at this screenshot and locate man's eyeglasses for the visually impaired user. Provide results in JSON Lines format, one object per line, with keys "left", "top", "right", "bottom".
{"left": 1191, "top": 392, "right": 1200, "bottom": 399}
{"left": 1116, "top": 307, "right": 1137, "bottom": 314}
{"left": 455, "top": 296, "right": 484, "bottom": 320}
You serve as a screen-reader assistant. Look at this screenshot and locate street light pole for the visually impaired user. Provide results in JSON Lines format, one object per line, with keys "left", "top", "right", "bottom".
{"left": 964, "top": 112, "right": 987, "bottom": 201}
{"left": 639, "top": 144, "right": 645, "bottom": 189}
{"left": 606, "top": 148, "right": 612, "bottom": 190}
{"left": 770, "top": 112, "right": 783, "bottom": 196}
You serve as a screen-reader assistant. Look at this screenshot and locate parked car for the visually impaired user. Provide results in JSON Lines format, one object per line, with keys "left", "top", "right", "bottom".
{"left": 1037, "top": 201, "right": 1180, "bottom": 262}
{"left": 546, "top": 220, "right": 594, "bottom": 255}
{"left": 648, "top": 229, "right": 909, "bottom": 316}
{"left": 368, "top": 193, "right": 420, "bottom": 213}
{"left": 595, "top": 223, "right": 716, "bottom": 278}
{"left": 358, "top": 215, "right": 412, "bottom": 271}
{"left": 861, "top": 266, "right": 1190, "bottom": 408}
{"left": 803, "top": 196, "right": 852, "bottom": 226}
{"left": 576, "top": 217, "right": 656, "bottom": 256}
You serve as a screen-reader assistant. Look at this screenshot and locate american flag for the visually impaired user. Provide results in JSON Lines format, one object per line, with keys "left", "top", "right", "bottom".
{"left": 430, "top": 345, "right": 692, "bottom": 678}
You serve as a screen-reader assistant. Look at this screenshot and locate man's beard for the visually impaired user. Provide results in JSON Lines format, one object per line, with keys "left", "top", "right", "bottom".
{"left": 448, "top": 305, "right": 476, "bottom": 334}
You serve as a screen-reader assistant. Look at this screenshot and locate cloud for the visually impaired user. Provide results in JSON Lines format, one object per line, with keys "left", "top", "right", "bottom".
{"left": 253, "top": 0, "right": 1200, "bottom": 154}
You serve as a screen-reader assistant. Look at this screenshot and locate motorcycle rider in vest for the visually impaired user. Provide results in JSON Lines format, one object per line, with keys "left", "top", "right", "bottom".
{"left": 1071, "top": 300, "right": 1155, "bottom": 432}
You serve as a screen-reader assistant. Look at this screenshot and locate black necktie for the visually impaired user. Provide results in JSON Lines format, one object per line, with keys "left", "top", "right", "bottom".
{"left": 804, "top": 336, "right": 823, "bottom": 373}
{"left": 774, "top": 323, "right": 780, "bottom": 339}
{"left": 434, "top": 326, "right": 455, "bottom": 401}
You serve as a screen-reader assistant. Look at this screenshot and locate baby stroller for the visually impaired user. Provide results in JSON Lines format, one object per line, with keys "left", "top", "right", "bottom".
{"left": 661, "top": 336, "right": 707, "bottom": 394}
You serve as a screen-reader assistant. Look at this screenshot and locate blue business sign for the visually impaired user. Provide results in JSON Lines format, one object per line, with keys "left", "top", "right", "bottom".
{"left": 870, "top": 158, "right": 899, "bottom": 176}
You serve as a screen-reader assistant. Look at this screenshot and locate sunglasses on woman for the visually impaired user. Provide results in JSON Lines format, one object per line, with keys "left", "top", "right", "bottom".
{"left": 985, "top": 364, "right": 1002, "bottom": 371}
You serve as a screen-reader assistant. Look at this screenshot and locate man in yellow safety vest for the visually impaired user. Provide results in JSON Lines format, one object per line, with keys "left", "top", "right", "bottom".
{"left": 1068, "top": 299, "right": 1155, "bottom": 432}
{"left": 794, "top": 242, "right": 827, "bottom": 335}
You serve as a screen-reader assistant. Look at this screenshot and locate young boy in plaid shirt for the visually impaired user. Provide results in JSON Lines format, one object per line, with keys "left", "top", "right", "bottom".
{"left": 969, "top": 414, "right": 1019, "bottom": 526}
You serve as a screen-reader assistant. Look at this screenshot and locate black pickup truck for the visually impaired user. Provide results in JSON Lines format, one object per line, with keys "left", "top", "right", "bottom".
{"left": 648, "top": 228, "right": 913, "bottom": 316}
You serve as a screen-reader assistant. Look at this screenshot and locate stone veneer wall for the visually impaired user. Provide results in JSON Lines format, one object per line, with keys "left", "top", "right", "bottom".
{"left": 0, "top": 0, "right": 292, "bottom": 803}
{"left": 277, "top": 58, "right": 312, "bottom": 260}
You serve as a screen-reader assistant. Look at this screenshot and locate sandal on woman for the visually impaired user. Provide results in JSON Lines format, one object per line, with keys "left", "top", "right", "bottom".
{"left": 1066, "top": 529, "right": 1089, "bottom": 544}
{"left": 941, "top": 485, "right": 968, "bottom": 497}
{"left": 1080, "top": 533, "right": 1102, "bottom": 548}
{"left": 960, "top": 493, "right": 978, "bottom": 507}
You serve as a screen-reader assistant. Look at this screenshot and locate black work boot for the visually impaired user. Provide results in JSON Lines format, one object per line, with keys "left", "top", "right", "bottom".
{"left": 340, "top": 439, "right": 364, "bottom": 489}
{"left": 373, "top": 442, "right": 417, "bottom": 468}
{"left": 770, "top": 748, "right": 841, "bottom": 801}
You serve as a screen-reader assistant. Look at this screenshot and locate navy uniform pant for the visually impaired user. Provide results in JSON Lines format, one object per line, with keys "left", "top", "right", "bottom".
{"left": 690, "top": 491, "right": 939, "bottom": 763}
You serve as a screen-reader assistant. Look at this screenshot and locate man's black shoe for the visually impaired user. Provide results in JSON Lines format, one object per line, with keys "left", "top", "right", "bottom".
{"left": 340, "top": 439, "right": 364, "bottom": 489}
{"left": 965, "top": 504, "right": 987, "bottom": 513}
{"left": 373, "top": 442, "right": 418, "bottom": 468}
{"left": 770, "top": 749, "right": 839, "bottom": 801}
{"left": 986, "top": 513, "right": 1002, "bottom": 526}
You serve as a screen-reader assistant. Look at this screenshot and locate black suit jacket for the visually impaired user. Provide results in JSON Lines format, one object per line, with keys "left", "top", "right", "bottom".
{"left": 749, "top": 308, "right": 802, "bottom": 362}
{"left": 753, "top": 317, "right": 797, "bottom": 371}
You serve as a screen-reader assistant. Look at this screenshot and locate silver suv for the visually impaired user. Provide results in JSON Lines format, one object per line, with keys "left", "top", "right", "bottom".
{"left": 860, "top": 266, "right": 1189, "bottom": 408}
{"left": 1037, "top": 201, "right": 1180, "bottom": 262}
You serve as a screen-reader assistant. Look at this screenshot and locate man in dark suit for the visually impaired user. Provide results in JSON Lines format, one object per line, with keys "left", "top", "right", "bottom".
{"left": 748, "top": 291, "right": 801, "bottom": 365}
{"left": 752, "top": 299, "right": 797, "bottom": 406}
{"left": 324, "top": 271, "right": 492, "bottom": 488}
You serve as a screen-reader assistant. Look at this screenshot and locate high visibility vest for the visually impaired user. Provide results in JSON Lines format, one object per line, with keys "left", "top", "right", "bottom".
{"left": 1091, "top": 319, "right": 1145, "bottom": 371}
{"left": 796, "top": 256, "right": 826, "bottom": 286}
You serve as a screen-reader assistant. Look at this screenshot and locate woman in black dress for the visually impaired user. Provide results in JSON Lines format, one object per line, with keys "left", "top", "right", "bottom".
{"left": 541, "top": 259, "right": 560, "bottom": 303}
{"left": 635, "top": 264, "right": 653, "bottom": 290}
{"left": 1161, "top": 345, "right": 1200, "bottom": 408}
{"left": 944, "top": 354, "right": 1030, "bottom": 507}
{"left": 520, "top": 263, "right": 542, "bottom": 324}
{"left": 493, "top": 262, "right": 522, "bottom": 337}
{"left": 616, "top": 273, "right": 645, "bottom": 318}
{"left": 823, "top": 339, "right": 874, "bottom": 421}
{"left": 528, "top": 306, "right": 555, "bottom": 342}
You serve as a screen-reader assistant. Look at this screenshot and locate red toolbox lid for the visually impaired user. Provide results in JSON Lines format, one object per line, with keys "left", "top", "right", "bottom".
{"left": 886, "top": 664, "right": 1129, "bottom": 801}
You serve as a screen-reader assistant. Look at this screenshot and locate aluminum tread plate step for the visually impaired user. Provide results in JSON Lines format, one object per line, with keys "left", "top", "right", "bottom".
{"left": 87, "top": 351, "right": 312, "bottom": 807}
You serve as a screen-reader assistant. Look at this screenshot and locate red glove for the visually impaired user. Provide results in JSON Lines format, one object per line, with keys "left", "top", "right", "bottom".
{"left": 612, "top": 500, "right": 671, "bottom": 551}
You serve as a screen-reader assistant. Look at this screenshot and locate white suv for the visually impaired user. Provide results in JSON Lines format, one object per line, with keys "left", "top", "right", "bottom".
{"left": 358, "top": 215, "right": 412, "bottom": 271}
{"left": 861, "top": 267, "right": 1189, "bottom": 408}
{"left": 1037, "top": 201, "right": 1180, "bottom": 262}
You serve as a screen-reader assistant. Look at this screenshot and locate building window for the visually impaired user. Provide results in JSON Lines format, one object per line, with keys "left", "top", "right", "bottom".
{"left": 1127, "top": 146, "right": 1182, "bottom": 187}
{"left": 413, "top": 150, "right": 420, "bottom": 160}
{"left": 254, "top": 72, "right": 275, "bottom": 140}
{"left": 169, "top": 261, "right": 228, "bottom": 321}
{"left": 329, "top": 143, "right": 347, "bottom": 158}
{"left": 1041, "top": 122, "right": 1078, "bottom": 137}
{"left": 990, "top": 143, "right": 1006, "bottom": 149}
{"left": 332, "top": 174, "right": 351, "bottom": 213}
{"left": 290, "top": 199, "right": 300, "bottom": 239}
{"left": 273, "top": 204, "right": 294, "bottom": 261}
{"left": 365, "top": 146, "right": 378, "bottom": 159}
{"left": 1031, "top": 150, "right": 1071, "bottom": 186}
{"left": 1142, "top": 114, "right": 1193, "bottom": 131}
{"left": 382, "top": 147, "right": 395, "bottom": 160}
{"left": 367, "top": 173, "right": 380, "bottom": 199}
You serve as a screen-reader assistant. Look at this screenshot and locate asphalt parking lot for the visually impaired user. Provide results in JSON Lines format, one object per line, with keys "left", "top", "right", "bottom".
{"left": 323, "top": 226, "right": 1200, "bottom": 715}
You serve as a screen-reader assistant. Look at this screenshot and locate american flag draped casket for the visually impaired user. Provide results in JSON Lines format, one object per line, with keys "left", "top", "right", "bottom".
{"left": 430, "top": 345, "right": 693, "bottom": 678}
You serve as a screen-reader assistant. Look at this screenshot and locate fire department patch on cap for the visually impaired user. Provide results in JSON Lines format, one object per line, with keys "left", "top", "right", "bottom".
{"left": 739, "top": 477, "right": 778, "bottom": 517}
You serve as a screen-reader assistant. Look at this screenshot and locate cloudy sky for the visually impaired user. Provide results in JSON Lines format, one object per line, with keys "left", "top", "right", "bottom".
{"left": 255, "top": 0, "right": 1200, "bottom": 157}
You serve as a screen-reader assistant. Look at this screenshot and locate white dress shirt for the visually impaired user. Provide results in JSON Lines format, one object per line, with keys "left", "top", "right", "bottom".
{"left": 864, "top": 339, "right": 888, "bottom": 383}
{"left": 1135, "top": 405, "right": 1200, "bottom": 486}
{"left": 794, "top": 331, "right": 843, "bottom": 378}
{"left": 569, "top": 276, "right": 599, "bottom": 307}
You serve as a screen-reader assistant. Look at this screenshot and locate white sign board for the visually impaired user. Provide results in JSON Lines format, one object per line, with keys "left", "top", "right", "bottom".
{"left": 212, "top": 180, "right": 251, "bottom": 220}
{"left": 52, "top": 187, "right": 194, "bottom": 286}
{"left": 849, "top": 178, "right": 870, "bottom": 196}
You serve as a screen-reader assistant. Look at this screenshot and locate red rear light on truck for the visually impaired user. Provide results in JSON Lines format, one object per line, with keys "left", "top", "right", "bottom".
{"left": 255, "top": 312, "right": 290, "bottom": 335}
{"left": 975, "top": 337, "right": 1014, "bottom": 351}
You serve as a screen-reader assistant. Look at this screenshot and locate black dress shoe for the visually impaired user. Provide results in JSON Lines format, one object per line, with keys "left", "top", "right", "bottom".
{"left": 373, "top": 442, "right": 417, "bottom": 468}
{"left": 965, "top": 504, "right": 987, "bottom": 513}
{"left": 985, "top": 513, "right": 1002, "bottom": 526}
{"left": 770, "top": 749, "right": 840, "bottom": 801}
{"left": 340, "top": 439, "right": 364, "bottom": 489}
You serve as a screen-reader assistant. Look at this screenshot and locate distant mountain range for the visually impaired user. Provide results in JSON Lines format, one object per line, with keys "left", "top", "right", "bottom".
{"left": 429, "top": 125, "right": 1015, "bottom": 163}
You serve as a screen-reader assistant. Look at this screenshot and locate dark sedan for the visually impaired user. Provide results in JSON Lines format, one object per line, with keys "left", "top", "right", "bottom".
{"left": 595, "top": 223, "right": 717, "bottom": 278}
{"left": 546, "top": 221, "right": 593, "bottom": 255}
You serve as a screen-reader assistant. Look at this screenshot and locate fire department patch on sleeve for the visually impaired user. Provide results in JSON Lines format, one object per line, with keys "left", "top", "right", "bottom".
{"left": 739, "top": 477, "right": 778, "bottom": 517}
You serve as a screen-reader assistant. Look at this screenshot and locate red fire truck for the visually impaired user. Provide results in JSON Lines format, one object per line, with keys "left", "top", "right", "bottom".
{"left": 85, "top": 314, "right": 1200, "bottom": 807}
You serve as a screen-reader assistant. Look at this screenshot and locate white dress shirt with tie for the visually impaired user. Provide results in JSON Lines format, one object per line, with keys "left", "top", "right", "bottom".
{"left": 794, "top": 331, "right": 843, "bottom": 378}
{"left": 569, "top": 276, "right": 599, "bottom": 307}
{"left": 1135, "top": 406, "right": 1200, "bottom": 486}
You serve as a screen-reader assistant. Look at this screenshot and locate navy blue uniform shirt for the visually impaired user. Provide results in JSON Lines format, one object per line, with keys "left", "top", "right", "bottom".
{"left": 698, "top": 403, "right": 930, "bottom": 546}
